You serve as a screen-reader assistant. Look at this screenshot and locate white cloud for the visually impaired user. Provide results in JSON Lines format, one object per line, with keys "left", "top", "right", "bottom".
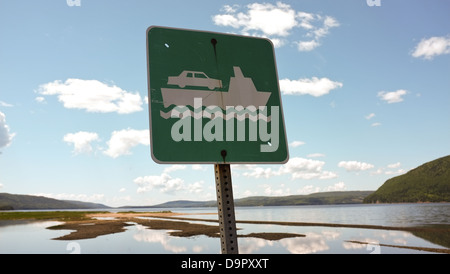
{"left": 163, "top": 165, "right": 187, "bottom": 174}
{"left": 296, "top": 182, "right": 345, "bottom": 195}
{"left": 365, "top": 113, "right": 381, "bottom": 126}
{"left": 253, "top": 181, "right": 346, "bottom": 198}
{"left": 262, "top": 184, "right": 291, "bottom": 196}
{"left": 0, "top": 101, "right": 13, "bottom": 107}
{"left": 387, "top": 162, "right": 401, "bottom": 169}
{"left": 133, "top": 164, "right": 207, "bottom": 196}
{"left": 240, "top": 157, "right": 337, "bottom": 180}
{"left": 307, "top": 153, "right": 325, "bottom": 158}
{"left": 269, "top": 38, "right": 286, "bottom": 48}
{"left": 385, "top": 169, "right": 407, "bottom": 175}
{"left": 213, "top": 2, "right": 339, "bottom": 51}
{"left": 297, "top": 11, "right": 315, "bottom": 30}
{"left": 213, "top": 2, "right": 298, "bottom": 37}
{"left": 370, "top": 162, "right": 407, "bottom": 176}
{"left": 35, "top": 97, "right": 46, "bottom": 104}
{"left": 377, "top": 89, "right": 408, "bottom": 104}
{"left": 134, "top": 173, "right": 184, "bottom": 194}
{"left": 280, "top": 77, "right": 343, "bottom": 97}
{"left": 325, "top": 182, "right": 346, "bottom": 191}
{"left": 385, "top": 162, "right": 406, "bottom": 175}
{"left": 322, "top": 16, "right": 340, "bottom": 32}
{"left": 63, "top": 131, "right": 99, "bottom": 155}
{"left": 187, "top": 181, "right": 204, "bottom": 194}
{"left": 289, "top": 140, "right": 305, "bottom": 148}
{"left": 280, "top": 157, "right": 337, "bottom": 180}
{"left": 411, "top": 36, "right": 450, "bottom": 60}
{"left": 38, "top": 79, "right": 143, "bottom": 114}
{"left": 338, "top": 161, "right": 374, "bottom": 172}
{"left": 243, "top": 166, "right": 277, "bottom": 179}
{"left": 297, "top": 185, "right": 320, "bottom": 195}
{"left": 241, "top": 190, "right": 257, "bottom": 198}
{"left": 103, "top": 129, "right": 149, "bottom": 158}
{"left": 296, "top": 16, "right": 339, "bottom": 51}
{"left": 36, "top": 193, "right": 105, "bottom": 203}
{"left": 0, "top": 111, "right": 15, "bottom": 149}
{"left": 296, "top": 40, "right": 320, "bottom": 51}
{"left": 213, "top": 14, "right": 240, "bottom": 29}
{"left": 222, "top": 4, "right": 239, "bottom": 14}
{"left": 191, "top": 164, "right": 207, "bottom": 171}
{"left": 365, "top": 113, "right": 375, "bottom": 120}
{"left": 371, "top": 168, "right": 384, "bottom": 175}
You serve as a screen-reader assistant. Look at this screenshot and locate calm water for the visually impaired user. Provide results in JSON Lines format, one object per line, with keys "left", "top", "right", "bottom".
{"left": 0, "top": 203, "right": 449, "bottom": 254}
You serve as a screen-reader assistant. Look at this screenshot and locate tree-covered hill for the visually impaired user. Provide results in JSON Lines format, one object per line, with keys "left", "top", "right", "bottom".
{"left": 364, "top": 155, "right": 450, "bottom": 203}
{"left": 0, "top": 193, "right": 110, "bottom": 210}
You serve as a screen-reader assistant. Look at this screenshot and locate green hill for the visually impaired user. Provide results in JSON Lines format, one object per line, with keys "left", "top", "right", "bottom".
{"left": 364, "top": 155, "right": 450, "bottom": 203}
{"left": 0, "top": 193, "right": 110, "bottom": 210}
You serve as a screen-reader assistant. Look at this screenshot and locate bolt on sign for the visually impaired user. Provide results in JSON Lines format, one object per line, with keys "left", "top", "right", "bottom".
{"left": 146, "top": 26, "right": 289, "bottom": 164}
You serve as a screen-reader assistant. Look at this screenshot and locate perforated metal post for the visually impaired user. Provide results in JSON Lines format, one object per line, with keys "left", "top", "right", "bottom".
{"left": 214, "top": 163, "right": 239, "bottom": 254}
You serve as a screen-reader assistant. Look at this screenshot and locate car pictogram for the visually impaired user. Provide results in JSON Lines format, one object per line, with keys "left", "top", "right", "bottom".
{"left": 168, "top": 71, "right": 222, "bottom": 90}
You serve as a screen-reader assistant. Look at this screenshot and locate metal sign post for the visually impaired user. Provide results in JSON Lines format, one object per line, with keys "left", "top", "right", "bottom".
{"left": 214, "top": 150, "right": 238, "bottom": 253}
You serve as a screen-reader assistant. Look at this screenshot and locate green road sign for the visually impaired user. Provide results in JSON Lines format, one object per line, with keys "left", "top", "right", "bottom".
{"left": 146, "top": 26, "right": 288, "bottom": 164}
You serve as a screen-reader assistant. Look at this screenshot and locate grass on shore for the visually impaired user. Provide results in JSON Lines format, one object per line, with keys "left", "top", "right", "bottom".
{"left": 0, "top": 211, "right": 108, "bottom": 221}
{"left": 0, "top": 210, "right": 173, "bottom": 222}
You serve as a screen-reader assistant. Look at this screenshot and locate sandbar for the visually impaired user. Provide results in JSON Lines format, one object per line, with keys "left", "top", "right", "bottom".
{"left": 47, "top": 211, "right": 305, "bottom": 241}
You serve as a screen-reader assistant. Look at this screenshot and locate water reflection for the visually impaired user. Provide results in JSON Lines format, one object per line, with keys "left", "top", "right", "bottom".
{"left": 280, "top": 233, "right": 330, "bottom": 254}
{"left": 0, "top": 220, "right": 447, "bottom": 254}
{"left": 239, "top": 238, "right": 274, "bottom": 253}
{"left": 238, "top": 226, "right": 449, "bottom": 254}
{"left": 133, "top": 224, "right": 187, "bottom": 253}
{"left": 0, "top": 221, "right": 69, "bottom": 254}
{"left": 0, "top": 204, "right": 449, "bottom": 254}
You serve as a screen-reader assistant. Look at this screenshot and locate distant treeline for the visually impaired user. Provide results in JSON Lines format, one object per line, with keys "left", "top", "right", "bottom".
{"left": 234, "top": 191, "right": 374, "bottom": 206}
{"left": 141, "top": 191, "right": 375, "bottom": 208}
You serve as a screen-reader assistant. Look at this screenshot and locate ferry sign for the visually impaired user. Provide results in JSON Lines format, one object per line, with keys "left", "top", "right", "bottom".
{"left": 146, "top": 26, "right": 288, "bottom": 164}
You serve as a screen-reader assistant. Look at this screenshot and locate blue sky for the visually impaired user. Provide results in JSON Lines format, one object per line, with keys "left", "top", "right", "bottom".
{"left": 0, "top": 0, "right": 449, "bottom": 207}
